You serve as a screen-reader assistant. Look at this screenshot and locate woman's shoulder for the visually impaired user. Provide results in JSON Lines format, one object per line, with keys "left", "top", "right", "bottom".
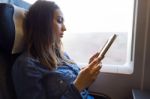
{"left": 12, "top": 52, "right": 49, "bottom": 74}
{"left": 13, "top": 52, "right": 38, "bottom": 66}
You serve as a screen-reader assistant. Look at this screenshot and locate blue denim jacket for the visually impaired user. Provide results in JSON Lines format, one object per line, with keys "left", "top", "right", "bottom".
{"left": 12, "top": 52, "right": 93, "bottom": 99}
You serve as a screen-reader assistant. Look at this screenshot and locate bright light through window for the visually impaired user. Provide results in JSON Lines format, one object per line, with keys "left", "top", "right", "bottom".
{"left": 23, "top": 0, "right": 135, "bottom": 69}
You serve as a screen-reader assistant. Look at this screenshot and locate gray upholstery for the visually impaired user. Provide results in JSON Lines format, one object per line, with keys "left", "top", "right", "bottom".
{"left": 0, "top": 3, "right": 17, "bottom": 99}
{"left": 0, "top": 3, "right": 15, "bottom": 54}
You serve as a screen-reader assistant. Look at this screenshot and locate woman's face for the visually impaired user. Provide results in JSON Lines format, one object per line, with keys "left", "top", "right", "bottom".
{"left": 53, "top": 9, "right": 66, "bottom": 39}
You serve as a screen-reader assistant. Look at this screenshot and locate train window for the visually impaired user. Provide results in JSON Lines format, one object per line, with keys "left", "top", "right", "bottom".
{"left": 23, "top": 0, "right": 136, "bottom": 74}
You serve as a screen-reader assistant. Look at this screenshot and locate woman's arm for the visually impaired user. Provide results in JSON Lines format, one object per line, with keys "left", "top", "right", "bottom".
{"left": 12, "top": 56, "right": 82, "bottom": 99}
{"left": 42, "top": 72, "right": 82, "bottom": 99}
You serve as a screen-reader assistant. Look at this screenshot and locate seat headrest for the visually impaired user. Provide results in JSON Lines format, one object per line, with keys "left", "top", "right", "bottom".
{"left": 0, "top": 3, "right": 15, "bottom": 54}
{"left": 0, "top": 3, "right": 26, "bottom": 55}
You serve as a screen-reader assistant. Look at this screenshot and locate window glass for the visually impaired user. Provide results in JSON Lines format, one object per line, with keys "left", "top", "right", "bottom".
{"left": 23, "top": 0, "right": 135, "bottom": 67}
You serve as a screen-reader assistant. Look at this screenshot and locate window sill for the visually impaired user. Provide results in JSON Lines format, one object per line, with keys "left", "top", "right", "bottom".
{"left": 101, "top": 61, "right": 134, "bottom": 74}
{"left": 79, "top": 61, "right": 134, "bottom": 74}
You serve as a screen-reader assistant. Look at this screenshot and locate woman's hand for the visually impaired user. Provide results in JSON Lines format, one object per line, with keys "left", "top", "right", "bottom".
{"left": 73, "top": 57, "right": 102, "bottom": 92}
{"left": 89, "top": 52, "right": 104, "bottom": 64}
{"left": 89, "top": 52, "right": 99, "bottom": 64}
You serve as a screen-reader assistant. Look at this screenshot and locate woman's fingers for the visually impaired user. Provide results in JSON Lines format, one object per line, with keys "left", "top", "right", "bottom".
{"left": 91, "top": 63, "right": 102, "bottom": 74}
{"left": 86, "top": 63, "right": 102, "bottom": 80}
{"left": 89, "top": 64, "right": 101, "bottom": 81}
{"left": 88, "top": 57, "right": 102, "bottom": 69}
{"left": 89, "top": 52, "right": 99, "bottom": 63}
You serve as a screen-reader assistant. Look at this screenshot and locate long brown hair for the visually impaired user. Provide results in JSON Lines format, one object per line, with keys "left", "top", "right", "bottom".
{"left": 23, "top": 0, "right": 67, "bottom": 70}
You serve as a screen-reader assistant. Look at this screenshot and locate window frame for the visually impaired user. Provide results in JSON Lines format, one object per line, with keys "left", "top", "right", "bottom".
{"left": 19, "top": 0, "right": 137, "bottom": 74}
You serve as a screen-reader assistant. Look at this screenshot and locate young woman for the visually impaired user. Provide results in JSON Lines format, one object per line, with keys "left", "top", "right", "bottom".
{"left": 12, "top": 0, "right": 103, "bottom": 99}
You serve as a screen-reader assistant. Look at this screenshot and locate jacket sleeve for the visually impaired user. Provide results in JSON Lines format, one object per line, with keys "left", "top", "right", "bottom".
{"left": 12, "top": 57, "right": 48, "bottom": 99}
{"left": 42, "top": 72, "right": 82, "bottom": 99}
{"left": 12, "top": 54, "right": 82, "bottom": 99}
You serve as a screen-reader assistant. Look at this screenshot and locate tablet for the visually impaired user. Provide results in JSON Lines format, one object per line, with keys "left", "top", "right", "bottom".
{"left": 98, "top": 34, "right": 117, "bottom": 58}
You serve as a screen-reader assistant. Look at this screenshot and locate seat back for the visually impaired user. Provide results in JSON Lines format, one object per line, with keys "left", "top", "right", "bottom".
{"left": 0, "top": 3, "right": 25, "bottom": 99}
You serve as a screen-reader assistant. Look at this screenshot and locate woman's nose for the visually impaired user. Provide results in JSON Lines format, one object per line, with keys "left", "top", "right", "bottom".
{"left": 62, "top": 24, "right": 66, "bottom": 31}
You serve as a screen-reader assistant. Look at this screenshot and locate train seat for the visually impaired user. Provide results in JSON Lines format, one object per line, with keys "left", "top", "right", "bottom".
{"left": 0, "top": 3, "right": 25, "bottom": 99}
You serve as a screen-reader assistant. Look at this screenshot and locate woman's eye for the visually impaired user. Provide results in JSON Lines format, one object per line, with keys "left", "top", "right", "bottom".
{"left": 57, "top": 17, "right": 63, "bottom": 23}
